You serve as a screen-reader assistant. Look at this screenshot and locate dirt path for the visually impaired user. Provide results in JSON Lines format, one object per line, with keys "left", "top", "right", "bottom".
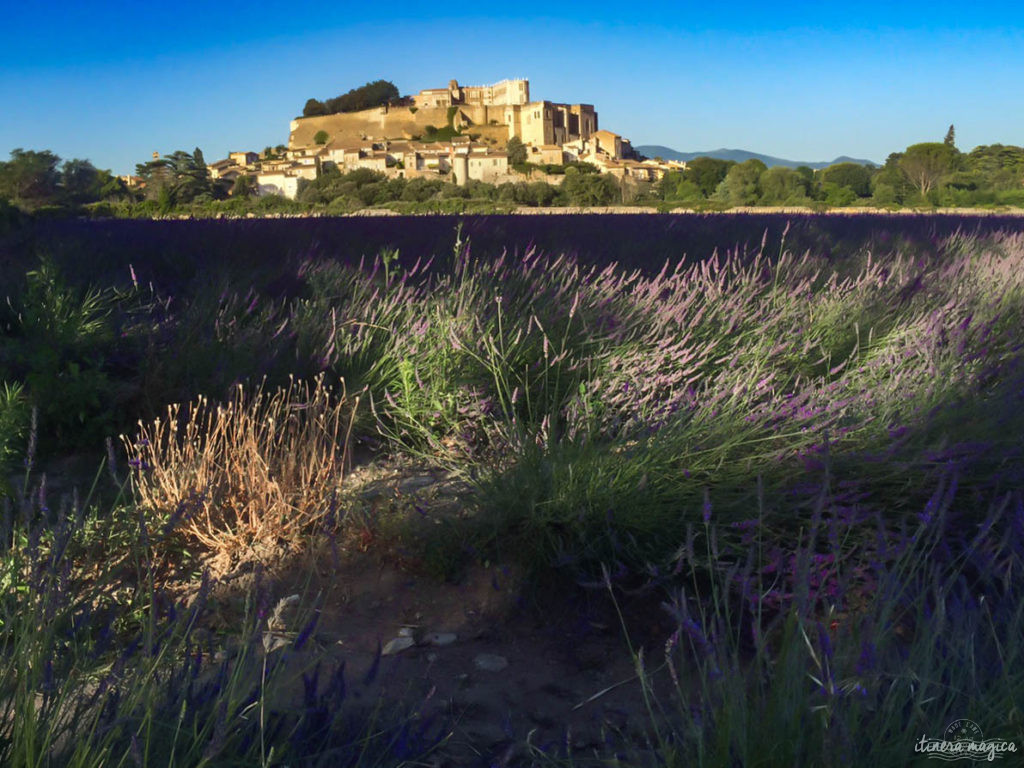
{"left": 198, "top": 459, "right": 678, "bottom": 765}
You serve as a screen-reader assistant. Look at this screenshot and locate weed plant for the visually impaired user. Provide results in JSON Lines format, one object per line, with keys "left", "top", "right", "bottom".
{"left": 0, "top": 383, "right": 28, "bottom": 496}
{"left": 125, "top": 375, "right": 358, "bottom": 577}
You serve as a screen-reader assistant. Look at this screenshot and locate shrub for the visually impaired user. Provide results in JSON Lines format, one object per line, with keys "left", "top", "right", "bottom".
{"left": 0, "top": 196, "right": 19, "bottom": 233}
{"left": 1, "top": 259, "right": 122, "bottom": 453}
{"left": 562, "top": 170, "right": 619, "bottom": 205}
{"left": 0, "top": 382, "right": 28, "bottom": 496}
{"left": 603, "top": 481, "right": 1024, "bottom": 767}
{"left": 125, "top": 375, "right": 358, "bottom": 573}
{"left": 822, "top": 182, "right": 858, "bottom": 206}
{"left": 871, "top": 182, "right": 898, "bottom": 206}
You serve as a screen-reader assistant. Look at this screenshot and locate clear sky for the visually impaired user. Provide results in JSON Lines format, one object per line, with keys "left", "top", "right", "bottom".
{"left": 2, "top": 1, "right": 1022, "bottom": 175}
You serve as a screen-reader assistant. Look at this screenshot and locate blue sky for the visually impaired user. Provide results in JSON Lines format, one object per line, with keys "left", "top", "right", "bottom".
{"left": 2, "top": 1, "right": 1022, "bottom": 175}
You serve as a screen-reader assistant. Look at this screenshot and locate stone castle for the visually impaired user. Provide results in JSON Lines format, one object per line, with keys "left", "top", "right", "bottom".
{"left": 207, "top": 78, "right": 683, "bottom": 198}
{"left": 410, "top": 78, "right": 597, "bottom": 148}
{"left": 287, "top": 77, "right": 601, "bottom": 152}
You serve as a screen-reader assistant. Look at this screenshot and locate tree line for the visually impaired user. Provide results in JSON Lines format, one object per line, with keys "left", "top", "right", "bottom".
{"left": 3, "top": 126, "right": 1024, "bottom": 220}
{"left": 293, "top": 164, "right": 623, "bottom": 212}
{"left": 657, "top": 129, "right": 1024, "bottom": 208}
{"left": 0, "top": 149, "right": 127, "bottom": 211}
{"left": 301, "top": 80, "right": 402, "bottom": 118}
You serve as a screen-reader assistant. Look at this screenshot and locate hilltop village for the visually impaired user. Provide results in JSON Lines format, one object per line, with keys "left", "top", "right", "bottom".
{"left": 205, "top": 78, "right": 684, "bottom": 198}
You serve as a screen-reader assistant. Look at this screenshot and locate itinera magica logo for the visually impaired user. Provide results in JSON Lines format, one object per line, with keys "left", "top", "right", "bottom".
{"left": 915, "top": 719, "right": 1018, "bottom": 762}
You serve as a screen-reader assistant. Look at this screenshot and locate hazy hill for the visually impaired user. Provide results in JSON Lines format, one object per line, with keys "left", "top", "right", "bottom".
{"left": 635, "top": 145, "right": 877, "bottom": 169}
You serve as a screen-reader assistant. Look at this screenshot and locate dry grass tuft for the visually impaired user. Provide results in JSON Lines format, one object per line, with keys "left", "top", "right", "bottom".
{"left": 124, "top": 375, "right": 358, "bottom": 574}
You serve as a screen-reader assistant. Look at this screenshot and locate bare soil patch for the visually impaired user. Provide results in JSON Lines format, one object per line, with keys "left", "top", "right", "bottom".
{"left": 195, "top": 457, "right": 677, "bottom": 765}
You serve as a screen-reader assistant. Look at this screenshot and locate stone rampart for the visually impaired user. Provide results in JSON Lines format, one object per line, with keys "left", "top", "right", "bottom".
{"left": 289, "top": 105, "right": 504, "bottom": 148}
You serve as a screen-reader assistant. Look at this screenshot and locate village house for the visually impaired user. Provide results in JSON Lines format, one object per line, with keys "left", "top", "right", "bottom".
{"left": 228, "top": 151, "right": 259, "bottom": 167}
{"left": 213, "top": 76, "right": 684, "bottom": 199}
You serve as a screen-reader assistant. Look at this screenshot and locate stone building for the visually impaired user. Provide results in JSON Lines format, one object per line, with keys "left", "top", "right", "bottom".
{"left": 291, "top": 78, "right": 597, "bottom": 150}
{"left": 229, "top": 151, "right": 259, "bottom": 167}
{"left": 415, "top": 78, "right": 530, "bottom": 108}
{"left": 504, "top": 101, "right": 597, "bottom": 147}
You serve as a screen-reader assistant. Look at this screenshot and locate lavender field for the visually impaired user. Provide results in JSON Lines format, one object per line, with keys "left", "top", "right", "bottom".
{"left": 1, "top": 213, "right": 1022, "bottom": 766}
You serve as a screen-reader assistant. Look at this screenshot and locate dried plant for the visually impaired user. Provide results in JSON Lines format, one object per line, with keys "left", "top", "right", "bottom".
{"left": 124, "top": 374, "right": 358, "bottom": 572}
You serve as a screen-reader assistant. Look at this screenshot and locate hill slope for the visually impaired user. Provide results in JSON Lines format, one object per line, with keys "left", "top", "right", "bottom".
{"left": 635, "top": 145, "right": 876, "bottom": 169}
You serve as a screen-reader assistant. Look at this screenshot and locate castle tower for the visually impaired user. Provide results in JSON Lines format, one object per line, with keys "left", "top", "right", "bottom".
{"left": 448, "top": 79, "right": 462, "bottom": 104}
{"left": 451, "top": 148, "right": 469, "bottom": 186}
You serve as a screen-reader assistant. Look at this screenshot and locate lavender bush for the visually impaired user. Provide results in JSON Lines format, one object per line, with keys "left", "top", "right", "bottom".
{"left": 0, "top": 475, "right": 446, "bottom": 767}
{"left": 526, "top": 473, "right": 1024, "bottom": 767}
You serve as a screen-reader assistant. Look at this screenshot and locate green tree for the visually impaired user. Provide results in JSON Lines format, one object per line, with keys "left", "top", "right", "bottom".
{"left": 0, "top": 149, "right": 62, "bottom": 208}
{"left": 870, "top": 182, "right": 899, "bottom": 206}
{"left": 794, "top": 166, "right": 815, "bottom": 185}
{"left": 61, "top": 159, "right": 125, "bottom": 204}
{"left": 818, "top": 162, "right": 872, "bottom": 197}
{"left": 657, "top": 170, "right": 704, "bottom": 202}
{"left": 231, "top": 174, "right": 256, "bottom": 198}
{"left": 314, "top": 130, "right": 329, "bottom": 145}
{"left": 821, "top": 183, "right": 858, "bottom": 206}
{"left": 506, "top": 136, "right": 527, "bottom": 166}
{"left": 758, "top": 166, "right": 810, "bottom": 205}
{"left": 308, "top": 80, "right": 400, "bottom": 117}
{"left": 899, "top": 142, "right": 959, "bottom": 198}
{"left": 965, "top": 144, "right": 1024, "bottom": 191}
{"left": 871, "top": 152, "right": 911, "bottom": 204}
{"left": 715, "top": 159, "right": 766, "bottom": 206}
{"left": 944, "top": 124, "right": 956, "bottom": 147}
{"left": 682, "top": 157, "right": 734, "bottom": 197}
{"left": 0, "top": 196, "right": 20, "bottom": 232}
{"left": 562, "top": 168, "right": 618, "bottom": 206}
{"left": 524, "top": 181, "right": 558, "bottom": 206}
{"left": 303, "top": 98, "right": 328, "bottom": 117}
{"left": 61, "top": 158, "right": 101, "bottom": 202}
{"left": 656, "top": 170, "right": 682, "bottom": 199}
{"left": 135, "top": 147, "right": 212, "bottom": 206}
{"left": 400, "top": 176, "right": 446, "bottom": 202}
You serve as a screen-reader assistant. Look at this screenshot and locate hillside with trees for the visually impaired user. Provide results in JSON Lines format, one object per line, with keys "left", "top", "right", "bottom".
{"left": 302, "top": 80, "right": 402, "bottom": 118}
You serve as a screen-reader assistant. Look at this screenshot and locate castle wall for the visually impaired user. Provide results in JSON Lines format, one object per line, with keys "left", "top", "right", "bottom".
{"left": 291, "top": 104, "right": 508, "bottom": 148}
{"left": 514, "top": 103, "right": 555, "bottom": 146}
{"left": 570, "top": 105, "right": 598, "bottom": 137}
{"left": 490, "top": 79, "right": 529, "bottom": 105}
{"left": 290, "top": 81, "right": 598, "bottom": 157}
{"left": 290, "top": 106, "right": 452, "bottom": 147}
{"left": 415, "top": 78, "right": 529, "bottom": 109}
{"left": 416, "top": 89, "right": 451, "bottom": 108}
{"left": 592, "top": 130, "right": 623, "bottom": 159}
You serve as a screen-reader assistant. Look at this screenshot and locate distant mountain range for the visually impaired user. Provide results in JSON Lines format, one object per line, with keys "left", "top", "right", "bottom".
{"left": 634, "top": 146, "right": 877, "bottom": 170}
